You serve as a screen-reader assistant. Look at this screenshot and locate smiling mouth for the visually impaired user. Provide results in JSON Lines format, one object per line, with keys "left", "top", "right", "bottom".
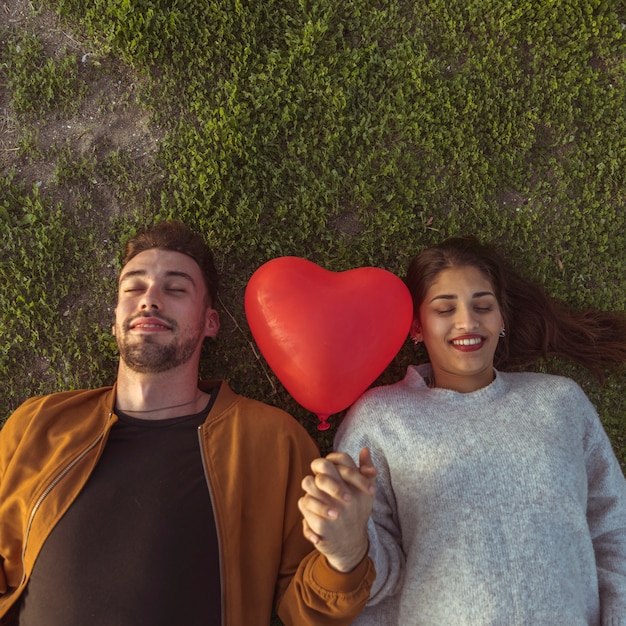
{"left": 128, "top": 316, "right": 173, "bottom": 331}
{"left": 451, "top": 337, "right": 483, "bottom": 346}
{"left": 131, "top": 323, "right": 169, "bottom": 329}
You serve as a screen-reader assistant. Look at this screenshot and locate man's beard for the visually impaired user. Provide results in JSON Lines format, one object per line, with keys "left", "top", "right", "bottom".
{"left": 116, "top": 315, "right": 203, "bottom": 374}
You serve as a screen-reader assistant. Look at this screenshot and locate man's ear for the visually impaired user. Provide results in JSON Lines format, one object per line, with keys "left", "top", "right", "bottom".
{"left": 204, "top": 308, "right": 220, "bottom": 339}
{"left": 410, "top": 319, "right": 422, "bottom": 342}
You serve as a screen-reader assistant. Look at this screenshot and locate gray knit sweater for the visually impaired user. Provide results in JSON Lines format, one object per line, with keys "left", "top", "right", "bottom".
{"left": 335, "top": 364, "right": 626, "bottom": 625}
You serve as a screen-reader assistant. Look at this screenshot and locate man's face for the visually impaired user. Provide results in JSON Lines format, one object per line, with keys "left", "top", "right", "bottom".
{"left": 113, "top": 249, "right": 219, "bottom": 374}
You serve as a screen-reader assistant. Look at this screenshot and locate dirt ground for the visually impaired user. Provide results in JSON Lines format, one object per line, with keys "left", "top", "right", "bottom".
{"left": 1, "top": 0, "right": 163, "bottom": 222}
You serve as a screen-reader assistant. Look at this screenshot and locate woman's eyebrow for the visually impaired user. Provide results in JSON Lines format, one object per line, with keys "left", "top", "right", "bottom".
{"left": 429, "top": 294, "right": 457, "bottom": 303}
{"left": 429, "top": 290, "right": 495, "bottom": 303}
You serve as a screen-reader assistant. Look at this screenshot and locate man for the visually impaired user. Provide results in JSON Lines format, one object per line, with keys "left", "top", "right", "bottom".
{"left": 0, "top": 221, "right": 375, "bottom": 625}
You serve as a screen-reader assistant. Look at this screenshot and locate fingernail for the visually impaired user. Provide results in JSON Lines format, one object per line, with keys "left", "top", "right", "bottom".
{"left": 328, "top": 509, "right": 338, "bottom": 518}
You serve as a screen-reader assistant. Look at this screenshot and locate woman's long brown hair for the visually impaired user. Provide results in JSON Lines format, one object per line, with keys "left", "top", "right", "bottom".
{"left": 405, "top": 236, "right": 626, "bottom": 379}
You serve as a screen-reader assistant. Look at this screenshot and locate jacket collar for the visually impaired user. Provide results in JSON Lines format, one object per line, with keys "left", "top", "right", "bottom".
{"left": 198, "top": 379, "right": 238, "bottom": 424}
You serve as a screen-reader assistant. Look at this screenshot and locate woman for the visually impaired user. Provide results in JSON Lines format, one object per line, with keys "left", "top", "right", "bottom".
{"left": 331, "top": 237, "right": 626, "bottom": 624}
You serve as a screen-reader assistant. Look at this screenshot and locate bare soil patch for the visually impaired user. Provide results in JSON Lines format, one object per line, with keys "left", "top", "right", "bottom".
{"left": 1, "top": 0, "right": 164, "bottom": 222}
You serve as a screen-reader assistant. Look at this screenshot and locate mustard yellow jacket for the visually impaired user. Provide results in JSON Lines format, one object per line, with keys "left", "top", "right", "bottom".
{"left": 0, "top": 381, "right": 374, "bottom": 625}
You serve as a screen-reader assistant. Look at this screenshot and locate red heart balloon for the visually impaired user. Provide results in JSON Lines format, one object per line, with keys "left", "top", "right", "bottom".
{"left": 245, "top": 257, "right": 413, "bottom": 429}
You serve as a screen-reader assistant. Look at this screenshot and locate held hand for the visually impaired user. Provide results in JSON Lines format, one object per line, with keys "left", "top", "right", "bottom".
{"left": 298, "top": 448, "right": 377, "bottom": 573}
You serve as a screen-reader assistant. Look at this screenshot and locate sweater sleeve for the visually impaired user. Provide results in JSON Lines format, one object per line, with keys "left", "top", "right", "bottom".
{"left": 335, "top": 401, "right": 406, "bottom": 606}
{"left": 580, "top": 389, "right": 626, "bottom": 624}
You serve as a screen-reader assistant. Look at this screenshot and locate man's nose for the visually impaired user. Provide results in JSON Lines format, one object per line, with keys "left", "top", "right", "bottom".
{"left": 140, "top": 285, "right": 162, "bottom": 310}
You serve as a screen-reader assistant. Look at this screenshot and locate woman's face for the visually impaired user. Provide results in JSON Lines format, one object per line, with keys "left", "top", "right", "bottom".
{"left": 412, "top": 265, "right": 504, "bottom": 393}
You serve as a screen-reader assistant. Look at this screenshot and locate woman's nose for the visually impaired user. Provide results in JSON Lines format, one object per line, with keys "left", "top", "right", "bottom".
{"left": 455, "top": 306, "right": 478, "bottom": 330}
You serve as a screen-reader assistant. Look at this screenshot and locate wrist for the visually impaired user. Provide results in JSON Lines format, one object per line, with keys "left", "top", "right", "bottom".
{"left": 325, "top": 540, "right": 369, "bottom": 573}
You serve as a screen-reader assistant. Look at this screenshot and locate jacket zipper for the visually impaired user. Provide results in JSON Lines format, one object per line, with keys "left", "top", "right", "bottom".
{"left": 17, "top": 413, "right": 115, "bottom": 591}
{"left": 197, "top": 426, "right": 225, "bottom": 626}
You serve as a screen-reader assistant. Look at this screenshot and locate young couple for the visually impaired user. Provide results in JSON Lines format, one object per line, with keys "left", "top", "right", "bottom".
{"left": 1, "top": 221, "right": 624, "bottom": 624}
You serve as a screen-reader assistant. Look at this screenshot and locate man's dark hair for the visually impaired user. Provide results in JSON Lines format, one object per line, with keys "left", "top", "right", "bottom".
{"left": 123, "top": 220, "right": 219, "bottom": 306}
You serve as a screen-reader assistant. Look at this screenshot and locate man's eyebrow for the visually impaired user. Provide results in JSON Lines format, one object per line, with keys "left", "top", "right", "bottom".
{"left": 119, "top": 269, "right": 197, "bottom": 285}
{"left": 164, "top": 270, "right": 197, "bottom": 285}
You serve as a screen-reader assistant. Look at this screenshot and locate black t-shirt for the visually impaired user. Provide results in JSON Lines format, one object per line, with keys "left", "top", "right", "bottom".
{"left": 19, "top": 391, "right": 221, "bottom": 626}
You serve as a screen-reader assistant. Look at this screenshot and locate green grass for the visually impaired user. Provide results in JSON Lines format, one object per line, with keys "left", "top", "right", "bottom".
{"left": 0, "top": 174, "right": 118, "bottom": 411}
{"left": 3, "top": 31, "right": 88, "bottom": 117}
{"left": 1, "top": 0, "right": 625, "bottom": 466}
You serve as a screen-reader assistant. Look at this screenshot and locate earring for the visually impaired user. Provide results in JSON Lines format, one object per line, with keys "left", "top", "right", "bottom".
{"left": 499, "top": 328, "right": 506, "bottom": 338}
{"left": 412, "top": 336, "right": 422, "bottom": 345}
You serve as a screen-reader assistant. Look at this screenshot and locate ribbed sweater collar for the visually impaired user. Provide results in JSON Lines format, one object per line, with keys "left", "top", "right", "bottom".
{"left": 404, "top": 363, "right": 506, "bottom": 405}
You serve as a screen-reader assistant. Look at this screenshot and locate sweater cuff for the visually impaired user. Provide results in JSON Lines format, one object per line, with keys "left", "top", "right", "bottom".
{"left": 310, "top": 553, "right": 375, "bottom": 594}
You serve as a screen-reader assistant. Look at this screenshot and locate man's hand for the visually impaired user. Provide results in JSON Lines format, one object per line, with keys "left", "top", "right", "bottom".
{"left": 298, "top": 448, "right": 377, "bottom": 573}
